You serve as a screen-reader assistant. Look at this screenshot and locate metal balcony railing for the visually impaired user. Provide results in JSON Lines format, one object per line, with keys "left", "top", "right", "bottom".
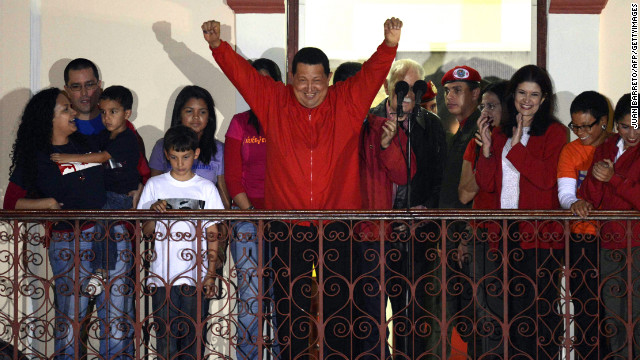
{"left": 0, "top": 209, "right": 638, "bottom": 359}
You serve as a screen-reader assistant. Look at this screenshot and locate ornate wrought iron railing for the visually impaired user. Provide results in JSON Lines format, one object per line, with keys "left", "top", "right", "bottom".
{"left": 0, "top": 209, "right": 638, "bottom": 359}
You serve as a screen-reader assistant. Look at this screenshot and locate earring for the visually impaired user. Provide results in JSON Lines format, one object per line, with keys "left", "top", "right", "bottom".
{"left": 602, "top": 124, "right": 606, "bottom": 130}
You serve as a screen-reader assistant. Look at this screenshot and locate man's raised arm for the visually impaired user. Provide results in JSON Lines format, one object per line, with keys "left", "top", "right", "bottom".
{"left": 201, "top": 19, "right": 283, "bottom": 130}
{"left": 338, "top": 18, "right": 402, "bottom": 125}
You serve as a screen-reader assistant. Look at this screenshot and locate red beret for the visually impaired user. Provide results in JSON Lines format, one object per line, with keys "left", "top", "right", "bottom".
{"left": 441, "top": 66, "right": 481, "bottom": 85}
{"left": 421, "top": 80, "right": 438, "bottom": 102}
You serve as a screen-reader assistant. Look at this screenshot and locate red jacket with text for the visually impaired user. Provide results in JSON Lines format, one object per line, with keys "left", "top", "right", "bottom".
{"left": 210, "top": 41, "right": 396, "bottom": 210}
{"left": 578, "top": 134, "right": 640, "bottom": 249}
{"left": 475, "top": 121, "right": 568, "bottom": 249}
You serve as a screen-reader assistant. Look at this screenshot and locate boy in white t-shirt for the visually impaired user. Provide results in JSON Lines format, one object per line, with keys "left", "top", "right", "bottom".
{"left": 138, "top": 125, "right": 224, "bottom": 358}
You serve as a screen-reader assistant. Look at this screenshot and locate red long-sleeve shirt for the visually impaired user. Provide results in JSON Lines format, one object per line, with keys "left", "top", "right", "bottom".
{"left": 210, "top": 41, "right": 396, "bottom": 210}
{"left": 475, "top": 121, "right": 568, "bottom": 249}
{"left": 578, "top": 134, "right": 640, "bottom": 249}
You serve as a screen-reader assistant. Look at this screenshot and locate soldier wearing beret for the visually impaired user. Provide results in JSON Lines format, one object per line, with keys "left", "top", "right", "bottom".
{"left": 420, "top": 79, "right": 439, "bottom": 115}
{"left": 438, "top": 65, "right": 483, "bottom": 357}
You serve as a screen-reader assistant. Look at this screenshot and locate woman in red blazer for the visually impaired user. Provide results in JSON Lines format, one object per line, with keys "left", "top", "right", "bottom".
{"left": 578, "top": 94, "right": 640, "bottom": 358}
{"left": 476, "top": 65, "right": 568, "bottom": 359}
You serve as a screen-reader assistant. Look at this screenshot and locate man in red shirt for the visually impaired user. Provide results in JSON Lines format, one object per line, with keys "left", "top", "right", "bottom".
{"left": 202, "top": 17, "right": 402, "bottom": 358}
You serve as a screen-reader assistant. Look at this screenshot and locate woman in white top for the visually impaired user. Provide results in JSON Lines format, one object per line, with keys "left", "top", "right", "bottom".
{"left": 476, "top": 65, "right": 567, "bottom": 359}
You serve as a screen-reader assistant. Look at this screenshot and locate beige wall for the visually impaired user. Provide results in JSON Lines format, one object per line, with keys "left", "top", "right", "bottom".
{"left": 0, "top": 0, "right": 31, "bottom": 204}
{"left": 548, "top": 12, "right": 600, "bottom": 126}
{"left": 600, "top": 0, "right": 633, "bottom": 106}
{"left": 0, "top": 0, "right": 238, "bottom": 204}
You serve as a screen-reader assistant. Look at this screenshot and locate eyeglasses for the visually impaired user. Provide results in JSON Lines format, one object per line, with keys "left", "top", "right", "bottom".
{"left": 478, "top": 103, "right": 499, "bottom": 112}
{"left": 67, "top": 82, "right": 98, "bottom": 92}
{"left": 568, "top": 118, "right": 599, "bottom": 132}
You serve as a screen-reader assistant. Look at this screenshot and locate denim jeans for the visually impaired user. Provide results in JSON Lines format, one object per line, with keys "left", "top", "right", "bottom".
{"left": 97, "top": 191, "right": 133, "bottom": 270}
{"left": 230, "top": 219, "right": 279, "bottom": 359}
{"left": 85, "top": 192, "right": 135, "bottom": 358}
{"left": 48, "top": 225, "right": 100, "bottom": 359}
{"left": 94, "top": 229, "right": 135, "bottom": 359}
{"left": 151, "top": 285, "right": 210, "bottom": 359}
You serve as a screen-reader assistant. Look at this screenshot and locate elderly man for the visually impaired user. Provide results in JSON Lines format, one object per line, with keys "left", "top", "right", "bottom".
{"left": 369, "top": 58, "right": 447, "bottom": 358}
{"left": 202, "top": 18, "right": 402, "bottom": 358}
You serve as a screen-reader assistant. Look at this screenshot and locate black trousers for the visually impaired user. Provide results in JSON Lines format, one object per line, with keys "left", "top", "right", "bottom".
{"left": 352, "top": 221, "right": 440, "bottom": 359}
{"left": 268, "top": 221, "right": 354, "bottom": 359}
{"left": 568, "top": 233, "right": 603, "bottom": 360}
{"left": 508, "top": 248, "right": 564, "bottom": 360}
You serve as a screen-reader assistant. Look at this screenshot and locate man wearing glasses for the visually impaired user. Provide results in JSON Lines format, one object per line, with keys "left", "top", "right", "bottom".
{"left": 63, "top": 58, "right": 150, "bottom": 186}
{"left": 64, "top": 58, "right": 104, "bottom": 134}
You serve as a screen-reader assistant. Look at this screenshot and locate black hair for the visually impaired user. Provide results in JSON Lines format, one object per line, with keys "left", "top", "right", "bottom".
{"left": 502, "top": 65, "right": 559, "bottom": 138}
{"left": 569, "top": 91, "right": 609, "bottom": 121}
{"left": 333, "top": 62, "right": 362, "bottom": 85}
{"left": 99, "top": 85, "right": 133, "bottom": 111}
{"left": 481, "top": 80, "right": 509, "bottom": 104}
{"left": 10, "top": 88, "right": 85, "bottom": 193}
{"left": 467, "top": 82, "right": 480, "bottom": 91}
{"left": 163, "top": 125, "right": 199, "bottom": 153}
{"left": 292, "top": 47, "right": 330, "bottom": 76}
{"left": 10, "top": 88, "right": 59, "bottom": 192}
{"left": 64, "top": 58, "right": 100, "bottom": 84}
{"left": 248, "top": 58, "right": 282, "bottom": 135}
{"left": 170, "top": 85, "right": 217, "bottom": 164}
{"left": 252, "top": 58, "right": 282, "bottom": 82}
{"left": 613, "top": 93, "right": 632, "bottom": 122}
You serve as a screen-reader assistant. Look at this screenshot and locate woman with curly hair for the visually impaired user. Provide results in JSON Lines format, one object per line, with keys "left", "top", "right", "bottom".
{"left": 476, "top": 65, "right": 568, "bottom": 359}
{"left": 6, "top": 88, "right": 106, "bottom": 358}
{"left": 149, "top": 85, "right": 231, "bottom": 208}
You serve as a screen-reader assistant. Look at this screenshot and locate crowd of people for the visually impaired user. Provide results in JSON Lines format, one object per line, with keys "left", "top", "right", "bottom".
{"left": 3, "top": 15, "right": 640, "bottom": 360}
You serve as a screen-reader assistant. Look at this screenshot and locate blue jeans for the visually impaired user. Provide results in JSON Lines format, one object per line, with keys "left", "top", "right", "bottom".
{"left": 88, "top": 192, "right": 135, "bottom": 358}
{"left": 97, "top": 191, "right": 133, "bottom": 270}
{"left": 95, "top": 229, "right": 135, "bottom": 359}
{"left": 49, "top": 225, "right": 99, "bottom": 359}
{"left": 230, "top": 219, "right": 279, "bottom": 359}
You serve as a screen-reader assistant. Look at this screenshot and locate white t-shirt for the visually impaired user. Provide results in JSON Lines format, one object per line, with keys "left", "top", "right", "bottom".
{"left": 500, "top": 127, "right": 531, "bottom": 209}
{"left": 137, "top": 172, "right": 224, "bottom": 287}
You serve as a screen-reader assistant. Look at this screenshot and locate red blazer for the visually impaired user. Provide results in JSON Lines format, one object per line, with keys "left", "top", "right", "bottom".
{"left": 578, "top": 134, "right": 640, "bottom": 249}
{"left": 211, "top": 41, "right": 396, "bottom": 210}
{"left": 476, "top": 121, "right": 568, "bottom": 249}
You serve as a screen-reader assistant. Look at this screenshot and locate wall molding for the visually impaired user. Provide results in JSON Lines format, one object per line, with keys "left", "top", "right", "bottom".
{"left": 549, "top": 0, "right": 608, "bottom": 14}
{"left": 227, "top": 0, "right": 285, "bottom": 14}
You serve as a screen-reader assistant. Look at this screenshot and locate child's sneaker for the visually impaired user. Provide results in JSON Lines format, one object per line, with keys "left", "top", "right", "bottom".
{"left": 83, "top": 269, "right": 106, "bottom": 298}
